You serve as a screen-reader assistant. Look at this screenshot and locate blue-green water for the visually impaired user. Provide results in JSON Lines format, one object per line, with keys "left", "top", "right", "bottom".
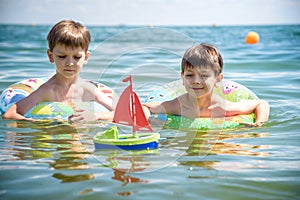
{"left": 0, "top": 24, "right": 300, "bottom": 200}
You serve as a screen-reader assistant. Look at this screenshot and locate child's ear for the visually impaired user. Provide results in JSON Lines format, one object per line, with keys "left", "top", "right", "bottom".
{"left": 85, "top": 51, "right": 90, "bottom": 62}
{"left": 218, "top": 73, "right": 224, "bottom": 82}
{"left": 215, "top": 73, "right": 224, "bottom": 86}
{"left": 181, "top": 72, "right": 184, "bottom": 85}
{"left": 84, "top": 51, "right": 91, "bottom": 64}
{"left": 47, "top": 49, "right": 54, "bottom": 63}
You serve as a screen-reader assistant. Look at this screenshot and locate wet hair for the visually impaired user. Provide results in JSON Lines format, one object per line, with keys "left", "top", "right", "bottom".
{"left": 47, "top": 19, "right": 91, "bottom": 52}
{"left": 181, "top": 43, "right": 223, "bottom": 76}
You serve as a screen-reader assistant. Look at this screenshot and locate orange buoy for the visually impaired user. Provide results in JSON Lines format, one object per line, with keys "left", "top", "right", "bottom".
{"left": 245, "top": 31, "right": 260, "bottom": 44}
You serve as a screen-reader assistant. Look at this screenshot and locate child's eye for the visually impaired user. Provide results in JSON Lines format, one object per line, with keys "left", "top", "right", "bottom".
{"left": 74, "top": 56, "right": 82, "bottom": 60}
{"left": 186, "top": 74, "right": 194, "bottom": 77}
{"left": 58, "top": 55, "right": 66, "bottom": 59}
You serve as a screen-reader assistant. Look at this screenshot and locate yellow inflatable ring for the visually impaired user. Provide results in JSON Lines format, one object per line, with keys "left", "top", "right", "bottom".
{"left": 0, "top": 78, "right": 114, "bottom": 120}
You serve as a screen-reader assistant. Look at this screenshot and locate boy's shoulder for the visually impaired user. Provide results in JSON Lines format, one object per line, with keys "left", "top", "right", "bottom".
{"left": 176, "top": 93, "right": 189, "bottom": 103}
{"left": 161, "top": 96, "right": 182, "bottom": 114}
{"left": 80, "top": 79, "right": 98, "bottom": 88}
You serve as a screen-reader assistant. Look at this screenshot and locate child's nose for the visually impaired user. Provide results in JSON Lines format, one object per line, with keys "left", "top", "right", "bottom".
{"left": 66, "top": 63, "right": 74, "bottom": 67}
{"left": 192, "top": 75, "right": 202, "bottom": 84}
{"left": 66, "top": 59, "right": 74, "bottom": 66}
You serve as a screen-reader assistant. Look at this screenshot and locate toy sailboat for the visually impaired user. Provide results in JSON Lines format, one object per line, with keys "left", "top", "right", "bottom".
{"left": 93, "top": 75, "right": 160, "bottom": 150}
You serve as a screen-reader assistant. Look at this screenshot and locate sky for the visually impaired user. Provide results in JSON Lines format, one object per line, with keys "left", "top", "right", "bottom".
{"left": 0, "top": 0, "right": 299, "bottom": 26}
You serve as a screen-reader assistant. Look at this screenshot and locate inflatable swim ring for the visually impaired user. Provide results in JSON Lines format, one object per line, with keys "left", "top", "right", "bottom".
{"left": 0, "top": 78, "right": 114, "bottom": 120}
{"left": 144, "top": 80, "right": 258, "bottom": 130}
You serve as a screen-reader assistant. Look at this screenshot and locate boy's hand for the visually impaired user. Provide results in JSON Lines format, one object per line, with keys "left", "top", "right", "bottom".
{"left": 68, "top": 109, "right": 97, "bottom": 122}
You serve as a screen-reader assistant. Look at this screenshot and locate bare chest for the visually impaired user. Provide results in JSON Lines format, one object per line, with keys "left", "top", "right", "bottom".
{"left": 180, "top": 103, "right": 212, "bottom": 118}
{"left": 49, "top": 85, "right": 84, "bottom": 103}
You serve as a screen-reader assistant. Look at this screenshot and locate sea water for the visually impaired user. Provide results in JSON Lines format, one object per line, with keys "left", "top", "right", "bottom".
{"left": 0, "top": 24, "right": 299, "bottom": 199}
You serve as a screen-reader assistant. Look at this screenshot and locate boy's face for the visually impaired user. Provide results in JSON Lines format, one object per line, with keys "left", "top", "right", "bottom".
{"left": 181, "top": 67, "right": 223, "bottom": 98}
{"left": 47, "top": 44, "right": 90, "bottom": 79}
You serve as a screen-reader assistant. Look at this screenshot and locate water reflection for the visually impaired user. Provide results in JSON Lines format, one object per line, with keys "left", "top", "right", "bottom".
{"left": 112, "top": 169, "right": 149, "bottom": 186}
{"left": 89, "top": 128, "right": 270, "bottom": 193}
{"left": 93, "top": 149, "right": 162, "bottom": 173}
{"left": 93, "top": 149, "right": 157, "bottom": 197}
{"left": 1, "top": 119, "right": 270, "bottom": 185}
{"left": 183, "top": 131, "right": 269, "bottom": 156}
{"left": 2, "top": 120, "right": 95, "bottom": 182}
{"left": 112, "top": 168, "right": 149, "bottom": 197}
{"left": 53, "top": 173, "right": 94, "bottom": 183}
{"left": 179, "top": 130, "right": 269, "bottom": 171}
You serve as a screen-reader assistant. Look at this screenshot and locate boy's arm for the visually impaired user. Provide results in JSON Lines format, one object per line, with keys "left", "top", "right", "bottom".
{"left": 69, "top": 110, "right": 115, "bottom": 122}
{"left": 225, "top": 100, "right": 270, "bottom": 126}
{"left": 143, "top": 99, "right": 179, "bottom": 119}
{"left": 251, "top": 100, "right": 270, "bottom": 126}
{"left": 96, "top": 111, "right": 114, "bottom": 121}
{"left": 94, "top": 91, "right": 114, "bottom": 111}
{"left": 70, "top": 82, "right": 114, "bottom": 122}
{"left": 85, "top": 82, "right": 113, "bottom": 111}
{"left": 142, "top": 103, "right": 160, "bottom": 120}
{"left": 2, "top": 104, "right": 28, "bottom": 120}
{"left": 143, "top": 101, "right": 165, "bottom": 114}
{"left": 2, "top": 89, "right": 44, "bottom": 120}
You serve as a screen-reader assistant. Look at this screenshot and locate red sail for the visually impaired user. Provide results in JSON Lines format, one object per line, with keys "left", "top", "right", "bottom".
{"left": 112, "top": 85, "right": 133, "bottom": 125}
{"left": 113, "top": 75, "right": 153, "bottom": 132}
{"left": 132, "top": 91, "right": 153, "bottom": 132}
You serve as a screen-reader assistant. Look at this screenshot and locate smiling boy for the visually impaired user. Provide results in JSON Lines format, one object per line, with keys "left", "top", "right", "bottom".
{"left": 143, "top": 44, "right": 269, "bottom": 126}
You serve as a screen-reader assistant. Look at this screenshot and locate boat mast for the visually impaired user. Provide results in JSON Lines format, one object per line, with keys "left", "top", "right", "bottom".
{"left": 131, "top": 88, "right": 137, "bottom": 138}
{"left": 129, "top": 76, "right": 138, "bottom": 138}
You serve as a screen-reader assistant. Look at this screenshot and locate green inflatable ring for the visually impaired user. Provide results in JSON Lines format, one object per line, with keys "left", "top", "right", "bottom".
{"left": 144, "top": 80, "right": 258, "bottom": 131}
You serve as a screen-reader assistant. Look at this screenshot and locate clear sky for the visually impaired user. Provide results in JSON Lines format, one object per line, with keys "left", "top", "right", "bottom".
{"left": 0, "top": 0, "right": 299, "bottom": 26}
